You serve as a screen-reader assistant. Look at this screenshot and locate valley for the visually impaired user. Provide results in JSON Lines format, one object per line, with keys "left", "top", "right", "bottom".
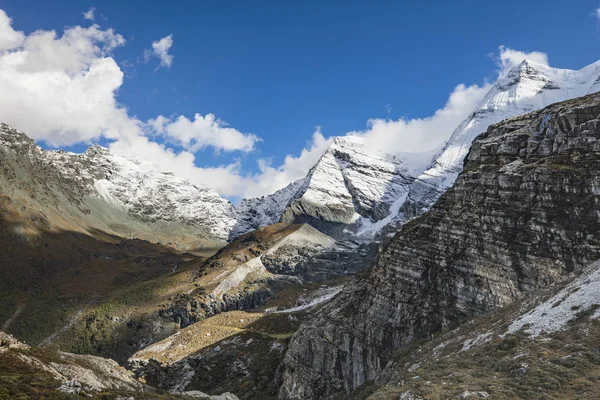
{"left": 1, "top": 48, "right": 600, "bottom": 400}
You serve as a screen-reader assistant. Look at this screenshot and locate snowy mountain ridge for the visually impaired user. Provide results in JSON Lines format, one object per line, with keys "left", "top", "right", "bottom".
{"left": 2, "top": 59, "right": 599, "bottom": 243}
{"left": 49, "top": 144, "right": 240, "bottom": 240}
{"left": 400, "top": 59, "right": 600, "bottom": 219}
{"left": 281, "top": 135, "right": 416, "bottom": 237}
{"left": 1, "top": 124, "right": 417, "bottom": 241}
{"left": 0, "top": 124, "right": 238, "bottom": 241}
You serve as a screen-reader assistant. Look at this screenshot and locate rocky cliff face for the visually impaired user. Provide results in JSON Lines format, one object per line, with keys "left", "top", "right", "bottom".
{"left": 400, "top": 59, "right": 600, "bottom": 220}
{"left": 369, "top": 260, "right": 600, "bottom": 399}
{"left": 281, "top": 136, "right": 415, "bottom": 238}
{"left": 161, "top": 223, "right": 367, "bottom": 332}
{"left": 279, "top": 92, "right": 600, "bottom": 399}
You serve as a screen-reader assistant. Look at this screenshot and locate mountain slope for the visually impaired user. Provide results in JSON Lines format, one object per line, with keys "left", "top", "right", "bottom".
{"left": 400, "top": 59, "right": 600, "bottom": 219}
{"left": 0, "top": 330, "right": 239, "bottom": 399}
{"left": 279, "top": 92, "right": 600, "bottom": 399}
{"left": 0, "top": 123, "right": 236, "bottom": 248}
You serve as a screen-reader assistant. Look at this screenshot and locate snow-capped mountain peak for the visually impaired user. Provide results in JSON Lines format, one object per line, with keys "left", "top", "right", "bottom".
{"left": 51, "top": 144, "right": 239, "bottom": 240}
{"left": 280, "top": 135, "right": 416, "bottom": 237}
{"left": 400, "top": 58, "right": 600, "bottom": 219}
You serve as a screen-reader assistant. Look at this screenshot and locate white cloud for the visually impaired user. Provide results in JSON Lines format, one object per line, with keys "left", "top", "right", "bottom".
{"left": 0, "top": 8, "right": 561, "bottom": 200}
{"left": 109, "top": 128, "right": 330, "bottom": 198}
{"left": 0, "top": 9, "right": 257, "bottom": 168}
{"left": 348, "top": 83, "right": 491, "bottom": 162}
{"left": 0, "top": 10, "right": 25, "bottom": 51}
{"left": 149, "top": 113, "right": 260, "bottom": 153}
{"left": 495, "top": 45, "right": 549, "bottom": 76}
{"left": 83, "top": 7, "right": 96, "bottom": 21}
{"left": 0, "top": 9, "right": 264, "bottom": 198}
{"left": 0, "top": 22, "right": 130, "bottom": 146}
{"left": 596, "top": 8, "right": 600, "bottom": 20}
{"left": 145, "top": 34, "right": 173, "bottom": 68}
{"left": 346, "top": 46, "right": 550, "bottom": 174}
{"left": 107, "top": 134, "right": 249, "bottom": 196}
{"left": 242, "top": 129, "right": 332, "bottom": 198}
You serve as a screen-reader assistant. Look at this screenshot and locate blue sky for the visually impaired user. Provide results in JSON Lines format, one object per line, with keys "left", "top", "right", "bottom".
{"left": 0, "top": 0, "right": 599, "bottom": 199}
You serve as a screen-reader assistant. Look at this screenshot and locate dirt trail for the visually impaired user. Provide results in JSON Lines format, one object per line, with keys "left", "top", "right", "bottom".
{"left": 2, "top": 303, "right": 24, "bottom": 331}
{"left": 39, "top": 299, "right": 96, "bottom": 347}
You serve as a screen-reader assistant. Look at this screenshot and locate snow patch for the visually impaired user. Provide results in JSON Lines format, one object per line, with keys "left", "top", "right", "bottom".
{"left": 461, "top": 332, "right": 493, "bottom": 352}
{"left": 211, "top": 257, "right": 268, "bottom": 299}
{"left": 275, "top": 286, "right": 343, "bottom": 313}
{"left": 507, "top": 262, "right": 600, "bottom": 337}
{"left": 265, "top": 224, "right": 337, "bottom": 255}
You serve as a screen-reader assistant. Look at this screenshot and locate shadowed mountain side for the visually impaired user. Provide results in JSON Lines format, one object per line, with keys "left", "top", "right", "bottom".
{"left": 0, "top": 185, "right": 375, "bottom": 375}
{"left": 0, "top": 199, "right": 208, "bottom": 350}
{"left": 129, "top": 281, "right": 349, "bottom": 400}
{"left": 0, "top": 219, "right": 362, "bottom": 366}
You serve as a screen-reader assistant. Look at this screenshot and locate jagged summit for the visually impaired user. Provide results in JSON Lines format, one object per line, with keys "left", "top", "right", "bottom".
{"left": 49, "top": 142, "right": 239, "bottom": 240}
{"left": 232, "top": 135, "right": 423, "bottom": 239}
{"left": 0, "top": 122, "right": 36, "bottom": 150}
{"left": 399, "top": 58, "right": 600, "bottom": 219}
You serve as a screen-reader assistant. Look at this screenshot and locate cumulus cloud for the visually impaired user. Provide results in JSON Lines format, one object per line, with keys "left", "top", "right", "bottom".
{"left": 107, "top": 134, "right": 249, "bottom": 196}
{"left": 83, "top": 7, "right": 96, "bottom": 21}
{"left": 106, "top": 129, "right": 329, "bottom": 198}
{"left": 495, "top": 45, "right": 549, "bottom": 76}
{"left": 0, "top": 8, "right": 559, "bottom": 200}
{"left": 145, "top": 34, "right": 173, "bottom": 68}
{"left": 348, "top": 83, "right": 491, "bottom": 162}
{"left": 149, "top": 113, "right": 260, "bottom": 153}
{"left": 112, "top": 129, "right": 330, "bottom": 198}
{"left": 0, "top": 9, "right": 269, "bottom": 198}
{"left": 0, "top": 22, "right": 132, "bottom": 145}
{"left": 0, "top": 10, "right": 24, "bottom": 51}
{"left": 0, "top": 9, "right": 258, "bottom": 172}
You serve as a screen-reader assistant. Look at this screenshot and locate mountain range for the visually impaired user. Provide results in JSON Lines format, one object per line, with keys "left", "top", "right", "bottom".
{"left": 3, "top": 58, "right": 600, "bottom": 399}
{"left": 6, "top": 59, "right": 599, "bottom": 247}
